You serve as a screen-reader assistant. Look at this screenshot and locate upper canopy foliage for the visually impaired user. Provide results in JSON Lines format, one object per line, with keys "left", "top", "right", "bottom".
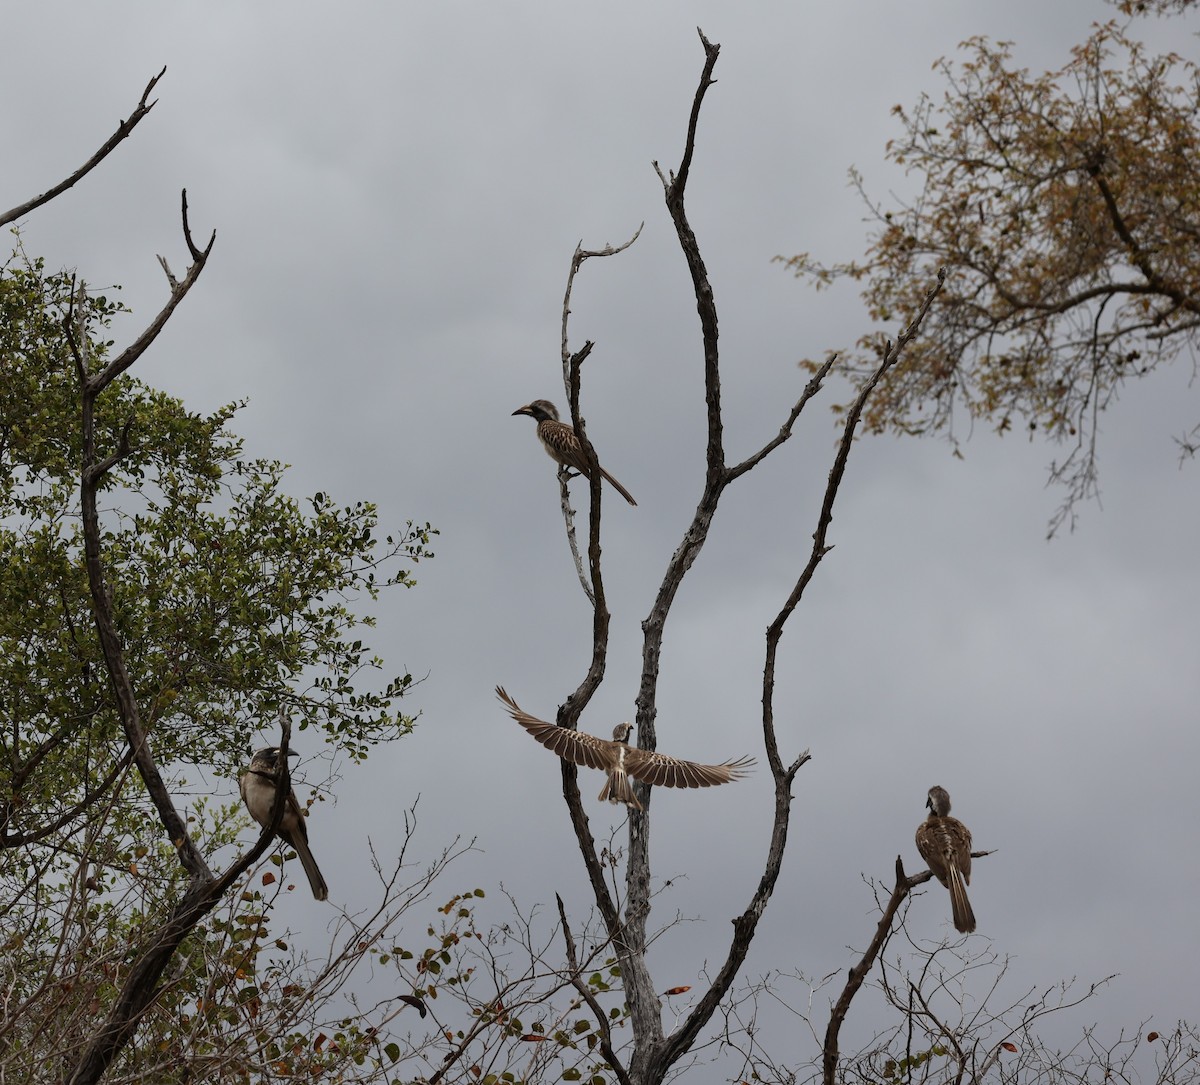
{"left": 0, "top": 243, "right": 434, "bottom": 853}
{"left": 781, "top": 4, "right": 1200, "bottom": 531}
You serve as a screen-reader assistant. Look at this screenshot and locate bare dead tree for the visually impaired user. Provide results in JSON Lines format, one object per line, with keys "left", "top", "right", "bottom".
{"left": 533, "top": 29, "right": 947, "bottom": 1085}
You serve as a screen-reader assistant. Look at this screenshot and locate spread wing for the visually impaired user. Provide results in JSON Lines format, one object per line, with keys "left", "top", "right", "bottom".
{"left": 496, "top": 686, "right": 615, "bottom": 772}
{"left": 623, "top": 748, "right": 755, "bottom": 789}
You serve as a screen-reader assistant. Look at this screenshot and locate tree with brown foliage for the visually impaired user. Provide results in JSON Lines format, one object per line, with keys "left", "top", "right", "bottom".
{"left": 781, "top": 3, "right": 1200, "bottom": 533}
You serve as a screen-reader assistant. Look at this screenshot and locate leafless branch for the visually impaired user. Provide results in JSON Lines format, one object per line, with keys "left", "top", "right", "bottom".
{"left": 84, "top": 190, "right": 214, "bottom": 399}
{"left": 553, "top": 232, "right": 645, "bottom": 945}
{"left": 556, "top": 894, "right": 632, "bottom": 1085}
{"left": 653, "top": 29, "right": 725, "bottom": 489}
{"left": 726, "top": 356, "right": 839, "bottom": 481}
{"left": 658, "top": 267, "right": 945, "bottom": 1073}
{"left": 540, "top": 30, "right": 947, "bottom": 1085}
{"left": 559, "top": 227, "right": 644, "bottom": 385}
{"left": 553, "top": 225, "right": 641, "bottom": 607}
{"left": 821, "top": 844, "right": 993, "bottom": 1085}
{"left": 558, "top": 463, "right": 596, "bottom": 606}
{"left": 0, "top": 68, "right": 165, "bottom": 228}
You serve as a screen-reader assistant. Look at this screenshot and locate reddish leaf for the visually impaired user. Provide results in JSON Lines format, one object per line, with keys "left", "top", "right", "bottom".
{"left": 261, "top": 872, "right": 276, "bottom": 886}
{"left": 1147, "top": 1032, "right": 1160, "bottom": 1043}
{"left": 521, "top": 1034, "right": 548, "bottom": 1042}
{"left": 663, "top": 986, "right": 692, "bottom": 996}
{"left": 1000, "top": 1042, "right": 1018, "bottom": 1053}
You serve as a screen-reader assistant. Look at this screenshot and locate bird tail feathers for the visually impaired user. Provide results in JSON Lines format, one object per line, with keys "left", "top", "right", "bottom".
{"left": 599, "top": 770, "right": 643, "bottom": 810}
{"left": 288, "top": 833, "right": 329, "bottom": 901}
{"left": 599, "top": 467, "right": 637, "bottom": 507}
{"left": 949, "top": 871, "right": 975, "bottom": 933}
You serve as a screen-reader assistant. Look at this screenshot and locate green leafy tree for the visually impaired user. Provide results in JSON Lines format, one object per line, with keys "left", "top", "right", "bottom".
{"left": 780, "top": 1, "right": 1200, "bottom": 532}
{"left": 0, "top": 73, "right": 436, "bottom": 1083}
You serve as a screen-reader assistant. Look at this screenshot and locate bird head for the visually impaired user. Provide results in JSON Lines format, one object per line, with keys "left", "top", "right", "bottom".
{"left": 611, "top": 722, "right": 633, "bottom": 743}
{"left": 512, "top": 399, "right": 560, "bottom": 423}
{"left": 250, "top": 746, "right": 300, "bottom": 771}
{"left": 926, "top": 785, "right": 951, "bottom": 816}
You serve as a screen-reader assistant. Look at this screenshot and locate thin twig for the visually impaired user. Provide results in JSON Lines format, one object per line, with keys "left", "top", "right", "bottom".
{"left": 558, "top": 466, "right": 596, "bottom": 607}
{"left": 820, "top": 844, "right": 994, "bottom": 1085}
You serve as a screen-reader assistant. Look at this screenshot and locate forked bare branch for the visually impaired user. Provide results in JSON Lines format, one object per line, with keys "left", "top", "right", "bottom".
{"left": 533, "top": 28, "right": 947, "bottom": 1085}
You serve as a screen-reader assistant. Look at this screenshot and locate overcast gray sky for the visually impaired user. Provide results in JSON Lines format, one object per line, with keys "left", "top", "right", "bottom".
{"left": 5, "top": 1, "right": 1197, "bottom": 1077}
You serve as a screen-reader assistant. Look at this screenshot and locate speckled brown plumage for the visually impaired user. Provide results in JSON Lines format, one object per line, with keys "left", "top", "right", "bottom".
{"left": 915, "top": 785, "right": 975, "bottom": 933}
{"left": 496, "top": 686, "right": 753, "bottom": 809}
{"left": 512, "top": 399, "right": 637, "bottom": 506}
